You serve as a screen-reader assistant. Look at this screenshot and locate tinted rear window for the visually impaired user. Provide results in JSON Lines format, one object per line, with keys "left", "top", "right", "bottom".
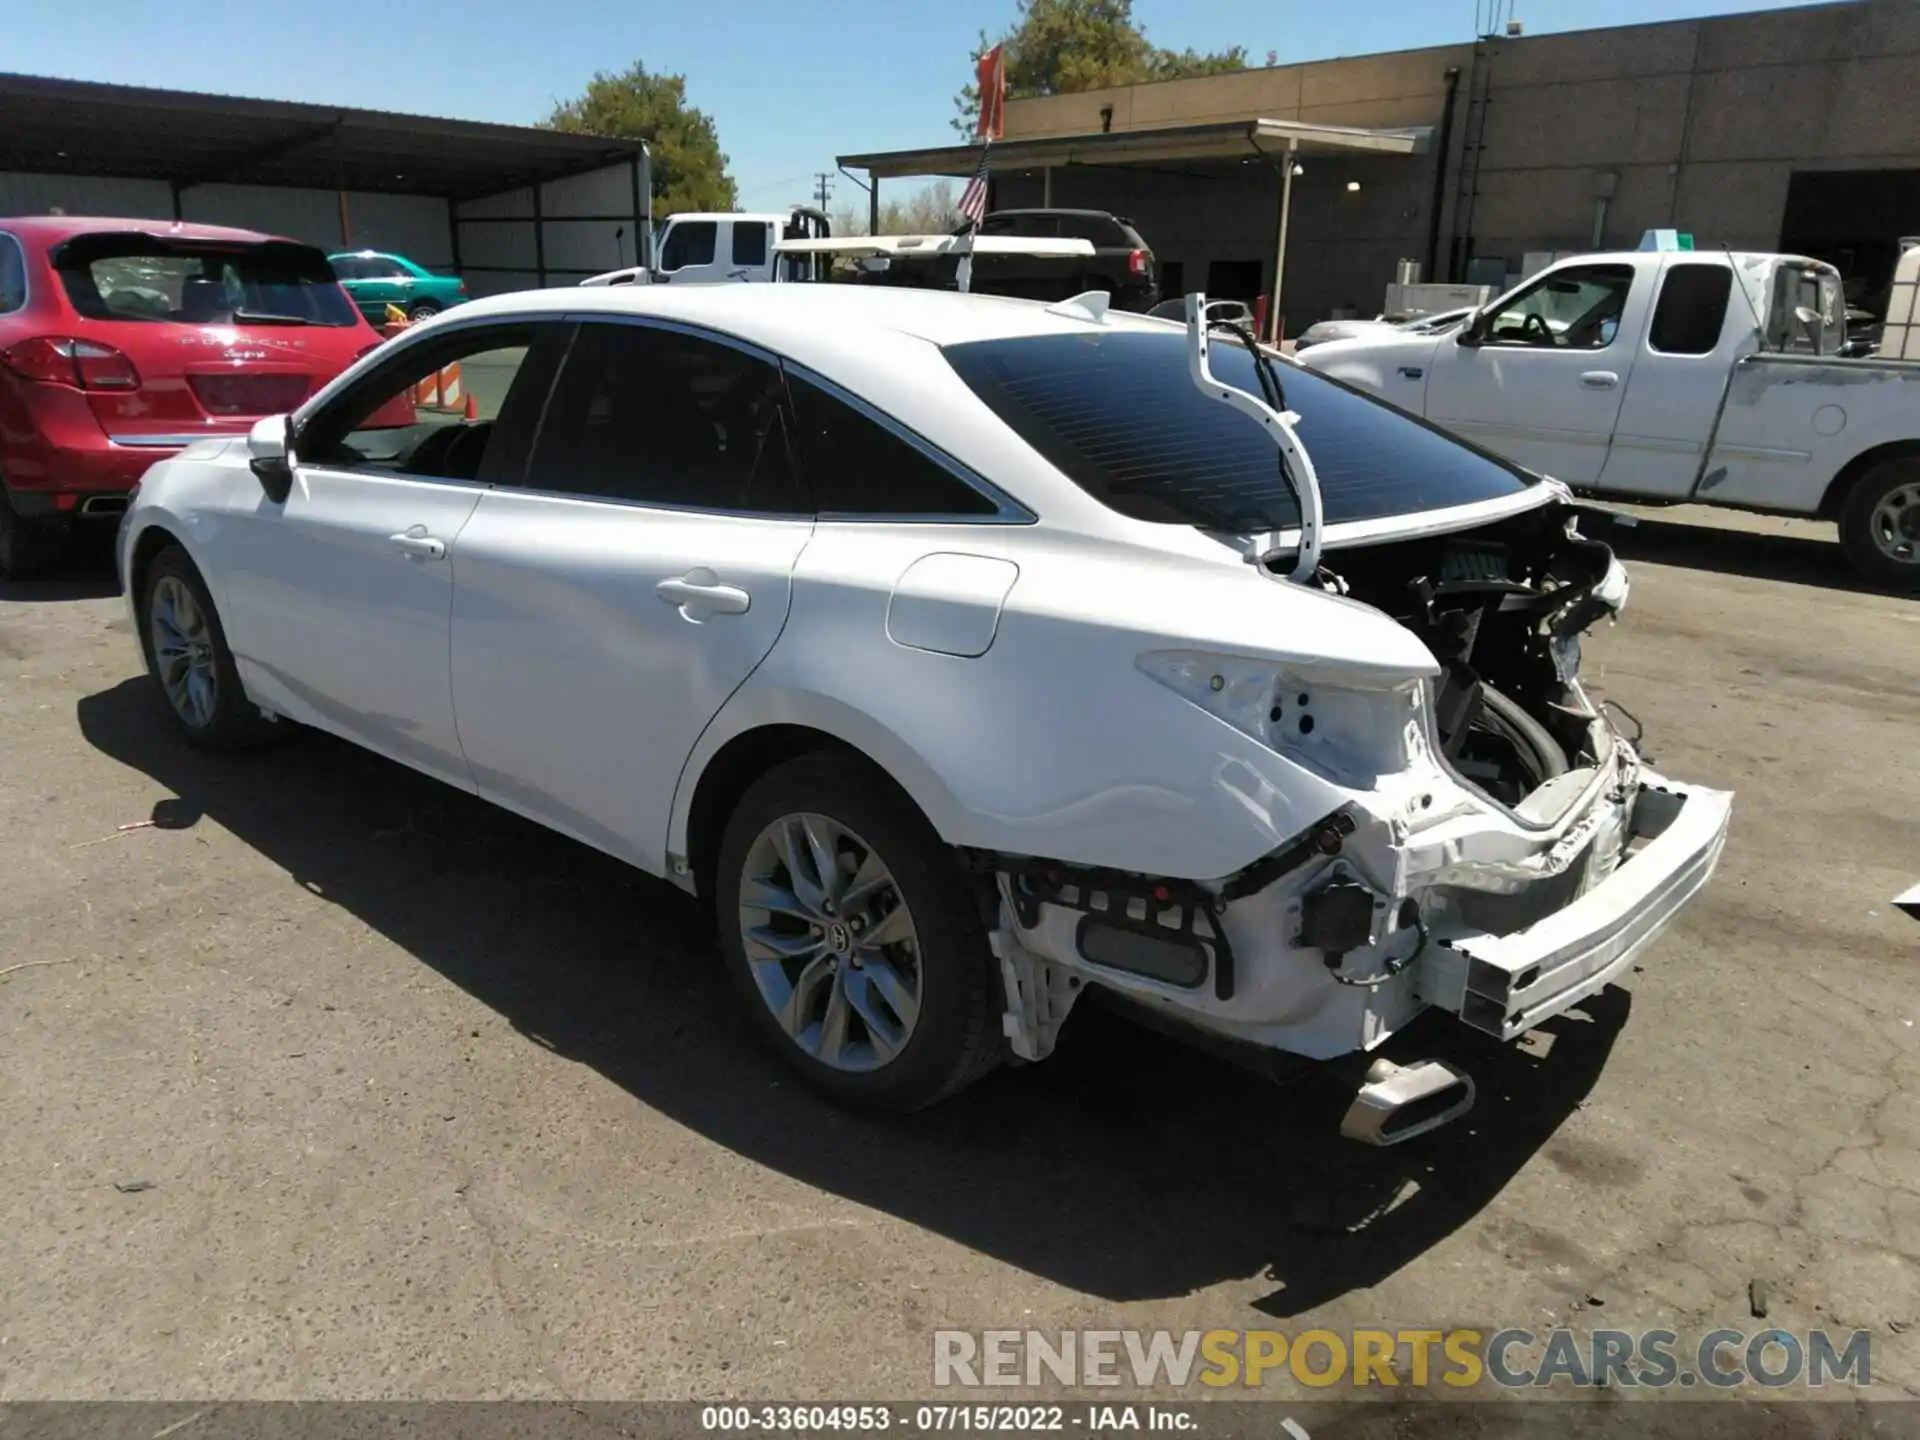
{"left": 1056, "top": 214, "right": 1132, "bottom": 247}
{"left": 55, "top": 234, "right": 357, "bottom": 327}
{"left": 944, "top": 331, "right": 1534, "bottom": 532}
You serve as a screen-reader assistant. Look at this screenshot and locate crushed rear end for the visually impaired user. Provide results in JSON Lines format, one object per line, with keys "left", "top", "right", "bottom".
{"left": 952, "top": 301, "right": 1730, "bottom": 1143}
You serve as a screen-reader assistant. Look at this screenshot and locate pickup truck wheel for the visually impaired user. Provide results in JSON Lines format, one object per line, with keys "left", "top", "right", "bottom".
{"left": 1839, "top": 459, "right": 1920, "bottom": 590}
{"left": 716, "top": 753, "right": 1001, "bottom": 1112}
{"left": 137, "top": 547, "right": 275, "bottom": 750}
{"left": 0, "top": 490, "right": 66, "bottom": 581}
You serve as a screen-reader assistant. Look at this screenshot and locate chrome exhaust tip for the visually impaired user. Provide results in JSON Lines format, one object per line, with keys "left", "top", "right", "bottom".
{"left": 79, "top": 495, "right": 129, "bottom": 516}
{"left": 1340, "top": 1057, "right": 1475, "bottom": 1145}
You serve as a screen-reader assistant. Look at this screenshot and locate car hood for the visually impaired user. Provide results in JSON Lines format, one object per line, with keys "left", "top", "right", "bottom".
{"left": 1293, "top": 329, "right": 1449, "bottom": 400}
{"left": 1296, "top": 320, "right": 1395, "bottom": 347}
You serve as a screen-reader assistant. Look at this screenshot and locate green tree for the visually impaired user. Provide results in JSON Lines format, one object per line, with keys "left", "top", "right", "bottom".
{"left": 546, "top": 62, "right": 738, "bottom": 216}
{"left": 832, "top": 181, "right": 960, "bottom": 237}
{"left": 953, "top": 0, "right": 1246, "bottom": 133}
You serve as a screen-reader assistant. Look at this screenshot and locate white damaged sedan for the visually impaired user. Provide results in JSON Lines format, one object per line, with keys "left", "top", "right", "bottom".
{"left": 118, "top": 282, "right": 1730, "bottom": 1142}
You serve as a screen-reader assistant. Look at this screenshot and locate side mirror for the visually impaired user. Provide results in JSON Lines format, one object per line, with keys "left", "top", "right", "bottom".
{"left": 1457, "top": 311, "right": 1486, "bottom": 347}
{"left": 248, "top": 414, "right": 293, "bottom": 504}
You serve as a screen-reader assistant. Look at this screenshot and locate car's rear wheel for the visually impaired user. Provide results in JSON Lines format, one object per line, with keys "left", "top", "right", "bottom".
{"left": 138, "top": 546, "right": 275, "bottom": 750}
{"left": 0, "top": 489, "right": 66, "bottom": 581}
{"left": 1839, "top": 457, "right": 1920, "bottom": 591}
{"left": 715, "top": 753, "right": 1001, "bottom": 1111}
{"left": 407, "top": 301, "right": 442, "bottom": 322}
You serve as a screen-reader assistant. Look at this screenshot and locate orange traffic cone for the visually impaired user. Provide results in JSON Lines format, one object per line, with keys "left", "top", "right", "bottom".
{"left": 464, "top": 392, "right": 479, "bottom": 421}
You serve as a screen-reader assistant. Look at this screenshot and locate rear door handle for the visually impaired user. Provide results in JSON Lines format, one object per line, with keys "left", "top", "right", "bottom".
{"left": 1579, "top": 370, "right": 1620, "bottom": 390}
{"left": 657, "top": 568, "right": 751, "bottom": 618}
{"left": 388, "top": 529, "right": 447, "bottom": 561}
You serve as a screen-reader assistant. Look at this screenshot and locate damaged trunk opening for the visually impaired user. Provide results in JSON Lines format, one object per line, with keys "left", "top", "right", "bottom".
{"left": 1300, "top": 497, "right": 1630, "bottom": 826}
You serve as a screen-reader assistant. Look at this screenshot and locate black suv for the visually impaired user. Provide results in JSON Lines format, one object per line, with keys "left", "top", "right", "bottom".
{"left": 877, "top": 209, "right": 1161, "bottom": 312}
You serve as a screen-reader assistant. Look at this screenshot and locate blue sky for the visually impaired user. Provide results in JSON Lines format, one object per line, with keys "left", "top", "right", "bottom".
{"left": 15, "top": 0, "right": 1830, "bottom": 207}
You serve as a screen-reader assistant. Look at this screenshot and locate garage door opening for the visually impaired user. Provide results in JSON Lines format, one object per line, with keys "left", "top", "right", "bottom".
{"left": 1780, "top": 168, "right": 1920, "bottom": 328}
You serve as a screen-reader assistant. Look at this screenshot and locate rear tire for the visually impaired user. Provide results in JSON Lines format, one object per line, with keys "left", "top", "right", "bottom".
{"left": 407, "top": 301, "right": 443, "bottom": 322}
{"left": 1838, "top": 457, "right": 1920, "bottom": 591}
{"left": 136, "top": 546, "right": 276, "bottom": 750}
{"left": 0, "top": 490, "right": 66, "bottom": 581}
{"left": 715, "top": 752, "right": 1001, "bottom": 1111}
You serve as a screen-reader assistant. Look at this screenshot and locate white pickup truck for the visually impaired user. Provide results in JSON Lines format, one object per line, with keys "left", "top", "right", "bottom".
{"left": 1299, "top": 249, "right": 1920, "bottom": 587}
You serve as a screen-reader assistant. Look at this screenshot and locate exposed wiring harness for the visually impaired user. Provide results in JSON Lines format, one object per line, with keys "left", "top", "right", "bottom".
{"left": 1325, "top": 913, "right": 1430, "bottom": 989}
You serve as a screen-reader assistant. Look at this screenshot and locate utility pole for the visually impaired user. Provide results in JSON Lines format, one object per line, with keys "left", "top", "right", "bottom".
{"left": 813, "top": 172, "right": 834, "bottom": 211}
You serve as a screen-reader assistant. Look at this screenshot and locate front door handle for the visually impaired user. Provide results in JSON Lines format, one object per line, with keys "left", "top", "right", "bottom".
{"left": 657, "top": 568, "right": 751, "bottom": 619}
{"left": 389, "top": 528, "right": 447, "bottom": 561}
{"left": 1579, "top": 370, "right": 1620, "bottom": 390}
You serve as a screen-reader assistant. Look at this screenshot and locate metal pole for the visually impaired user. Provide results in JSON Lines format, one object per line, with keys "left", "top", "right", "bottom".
{"left": 531, "top": 179, "right": 546, "bottom": 288}
{"left": 1043, "top": 166, "right": 1052, "bottom": 207}
{"left": 334, "top": 124, "right": 349, "bottom": 246}
{"left": 869, "top": 174, "right": 880, "bottom": 236}
{"left": 1267, "top": 138, "right": 1297, "bottom": 345}
{"left": 630, "top": 150, "right": 649, "bottom": 269}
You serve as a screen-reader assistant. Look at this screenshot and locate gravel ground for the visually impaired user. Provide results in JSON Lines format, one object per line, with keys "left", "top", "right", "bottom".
{"left": 0, "top": 506, "right": 1915, "bottom": 1405}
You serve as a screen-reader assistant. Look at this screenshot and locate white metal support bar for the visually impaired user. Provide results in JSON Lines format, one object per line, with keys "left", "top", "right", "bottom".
{"left": 1185, "top": 291, "right": 1324, "bottom": 582}
{"left": 1268, "top": 137, "right": 1298, "bottom": 345}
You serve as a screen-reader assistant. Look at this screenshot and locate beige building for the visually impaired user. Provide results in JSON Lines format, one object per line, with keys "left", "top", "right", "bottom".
{"left": 841, "top": 0, "right": 1920, "bottom": 334}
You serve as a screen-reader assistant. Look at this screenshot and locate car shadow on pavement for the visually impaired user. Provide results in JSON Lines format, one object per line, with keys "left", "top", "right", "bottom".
{"left": 0, "top": 571, "right": 119, "bottom": 604}
{"left": 1580, "top": 508, "right": 1887, "bottom": 594}
{"left": 0, "top": 538, "right": 121, "bottom": 603}
{"left": 79, "top": 676, "right": 1625, "bottom": 1313}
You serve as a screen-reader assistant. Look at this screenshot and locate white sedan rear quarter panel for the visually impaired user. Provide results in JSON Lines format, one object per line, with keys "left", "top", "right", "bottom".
{"left": 673, "top": 519, "right": 1438, "bottom": 882}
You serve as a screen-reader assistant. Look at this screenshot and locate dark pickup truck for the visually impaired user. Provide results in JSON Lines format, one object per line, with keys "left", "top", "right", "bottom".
{"left": 869, "top": 209, "right": 1161, "bottom": 311}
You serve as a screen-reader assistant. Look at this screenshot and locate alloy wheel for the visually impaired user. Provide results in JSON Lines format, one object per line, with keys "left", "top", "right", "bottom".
{"left": 737, "top": 812, "right": 923, "bottom": 1073}
{"left": 149, "top": 575, "right": 218, "bottom": 728}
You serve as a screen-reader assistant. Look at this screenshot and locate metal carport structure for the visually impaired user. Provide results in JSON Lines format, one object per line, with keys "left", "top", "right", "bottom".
{"left": 0, "top": 73, "right": 651, "bottom": 293}
{"left": 841, "top": 118, "right": 1429, "bottom": 340}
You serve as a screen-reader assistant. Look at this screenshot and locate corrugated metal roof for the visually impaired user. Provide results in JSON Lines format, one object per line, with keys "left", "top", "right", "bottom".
{"left": 0, "top": 73, "right": 645, "bottom": 201}
{"left": 841, "top": 118, "right": 1430, "bottom": 180}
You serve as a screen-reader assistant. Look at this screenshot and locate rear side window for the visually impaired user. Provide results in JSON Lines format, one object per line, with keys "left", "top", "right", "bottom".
{"left": 660, "top": 221, "right": 717, "bottom": 271}
{"left": 54, "top": 234, "right": 359, "bottom": 327}
{"left": 0, "top": 234, "right": 24, "bottom": 313}
{"left": 944, "top": 331, "right": 1533, "bottom": 533}
{"left": 731, "top": 222, "right": 768, "bottom": 268}
{"left": 1650, "top": 264, "right": 1733, "bottom": 355}
{"left": 786, "top": 372, "right": 1001, "bottom": 518}
{"left": 526, "top": 321, "right": 804, "bottom": 513}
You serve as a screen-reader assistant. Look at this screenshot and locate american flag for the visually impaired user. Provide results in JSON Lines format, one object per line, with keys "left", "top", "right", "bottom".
{"left": 957, "top": 146, "right": 991, "bottom": 227}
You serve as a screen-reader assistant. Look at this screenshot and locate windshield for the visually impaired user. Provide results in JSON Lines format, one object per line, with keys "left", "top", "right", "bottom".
{"left": 55, "top": 234, "right": 359, "bottom": 327}
{"left": 943, "top": 330, "right": 1536, "bottom": 532}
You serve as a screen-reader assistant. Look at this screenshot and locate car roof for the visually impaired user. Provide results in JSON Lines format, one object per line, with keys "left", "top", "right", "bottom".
{"left": 449, "top": 280, "right": 1170, "bottom": 352}
{"left": 988, "top": 209, "right": 1118, "bottom": 220}
{"left": 667, "top": 213, "right": 791, "bottom": 225}
{"left": 0, "top": 215, "right": 293, "bottom": 246}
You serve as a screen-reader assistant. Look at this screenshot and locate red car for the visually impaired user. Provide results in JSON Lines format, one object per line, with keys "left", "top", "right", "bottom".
{"left": 0, "top": 216, "right": 386, "bottom": 578}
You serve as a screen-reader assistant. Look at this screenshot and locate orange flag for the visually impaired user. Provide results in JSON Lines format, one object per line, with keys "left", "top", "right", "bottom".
{"left": 975, "top": 44, "right": 1006, "bottom": 141}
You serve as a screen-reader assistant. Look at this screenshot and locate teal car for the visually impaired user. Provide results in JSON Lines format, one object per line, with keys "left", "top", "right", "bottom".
{"left": 327, "top": 250, "right": 468, "bottom": 322}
